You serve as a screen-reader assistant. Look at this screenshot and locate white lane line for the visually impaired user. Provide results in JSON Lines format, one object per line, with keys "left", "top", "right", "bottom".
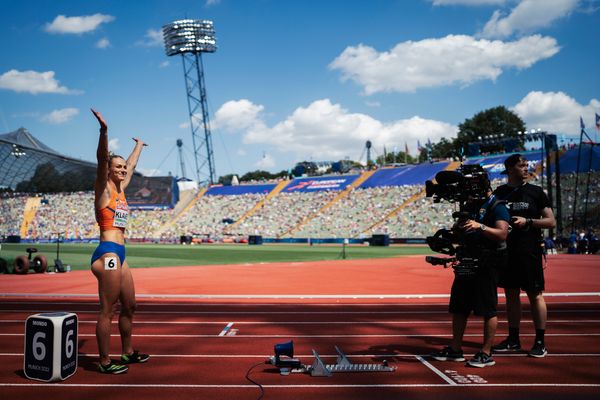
{"left": 0, "top": 383, "right": 598, "bottom": 388}
{"left": 218, "top": 322, "right": 234, "bottom": 337}
{"left": 2, "top": 300, "right": 600, "bottom": 306}
{"left": 2, "top": 319, "right": 600, "bottom": 325}
{"left": 1, "top": 292, "right": 599, "bottom": 299}
{"left": 3, "top": 333, "right": 600, "bottom": 338}
{"left": 2, "top": 352, "right": 600, "bottom": 358}
{"left": 414, "top": 355, "right": 456, "bottom": 385}
{"left": 2, "top": 309, "right": 599, "bottom": 315}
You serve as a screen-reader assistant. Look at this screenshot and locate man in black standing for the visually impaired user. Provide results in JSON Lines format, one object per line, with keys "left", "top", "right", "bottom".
{"left": 431, "top": 171, "right": 510, "bottom": 367}
{"left": 493, "top": 154, "right": 556, "bottom": 357}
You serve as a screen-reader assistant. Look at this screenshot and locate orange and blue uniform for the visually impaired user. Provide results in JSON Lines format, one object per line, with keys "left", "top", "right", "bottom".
{"left": 91, "top": 190, "right": 128, "bottom": 265}
{"left": 96, "top": 190, "right": 128, "bottom": 231}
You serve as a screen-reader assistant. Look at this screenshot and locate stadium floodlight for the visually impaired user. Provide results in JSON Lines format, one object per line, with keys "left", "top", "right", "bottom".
{"left": 163, "top": 20, "right": 216, "bottom": 56}
{"left": 162, "top": 19, "right": 217, "bottom": 185}
{"left": 11, "top": 144, "right": 26, "bottom": 158}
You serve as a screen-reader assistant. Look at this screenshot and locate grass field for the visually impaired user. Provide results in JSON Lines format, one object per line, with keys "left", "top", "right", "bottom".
{"left": 0, "top": 243, "right": 433, "bottom": 272}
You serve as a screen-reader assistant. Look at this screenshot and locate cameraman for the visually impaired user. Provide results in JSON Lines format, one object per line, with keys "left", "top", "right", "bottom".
{"left": 493, "top": 154, "right": 556, "bottom": 358}
{"left": 431, "top": 179, "right": 510, "bottom": 368}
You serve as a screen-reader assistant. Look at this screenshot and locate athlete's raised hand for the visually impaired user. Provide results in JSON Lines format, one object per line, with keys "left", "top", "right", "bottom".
{"left": 91, "top": 109, "right": 108, "bottom": 132}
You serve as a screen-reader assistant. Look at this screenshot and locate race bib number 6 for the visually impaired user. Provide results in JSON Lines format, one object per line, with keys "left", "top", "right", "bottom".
{"left": 104, "top": 257, "right": 118, "bottom": 271}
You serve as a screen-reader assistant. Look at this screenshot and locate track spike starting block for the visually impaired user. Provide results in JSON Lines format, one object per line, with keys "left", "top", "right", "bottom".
{"left": 308, "top": 346, "right": 396, "bottom": 377}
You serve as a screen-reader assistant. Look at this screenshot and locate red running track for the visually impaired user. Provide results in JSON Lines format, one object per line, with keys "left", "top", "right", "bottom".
{"left": 0, "top": 254, "right": 599, "bottom": 399}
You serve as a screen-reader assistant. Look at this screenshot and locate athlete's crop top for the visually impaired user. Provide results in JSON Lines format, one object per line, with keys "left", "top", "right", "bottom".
{"left": 96, "top": 190, "right": 128, "bottom": 231}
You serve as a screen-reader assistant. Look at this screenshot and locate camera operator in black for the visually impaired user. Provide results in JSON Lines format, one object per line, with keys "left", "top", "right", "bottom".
{"left": 492, "top": 154, "right": 556, "bottom": 358}
{"left": 431, "top": 182, "right": 510, "bottom": 368}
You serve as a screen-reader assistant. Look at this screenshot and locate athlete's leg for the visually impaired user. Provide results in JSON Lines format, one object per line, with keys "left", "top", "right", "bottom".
{"left": 91, "top": 253, "right": 122, "bottom": 366}
{"left": 118, "top": 261, "right": 136, "bottom": 355}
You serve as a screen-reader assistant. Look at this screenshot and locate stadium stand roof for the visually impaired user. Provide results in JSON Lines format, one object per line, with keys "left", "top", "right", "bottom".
{"left": 551, "top": 144, "right": 600, "bottom": 173}
{"left": 0, "top": 128, "right": 96, "bottom": 190}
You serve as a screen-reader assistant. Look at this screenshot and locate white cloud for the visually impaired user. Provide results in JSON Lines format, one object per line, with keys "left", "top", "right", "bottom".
{"left": 255, "top": 153, "right": 275, "bottom": 169}
{"left": 41, "top": 108, "right": 79, "bottom": 124}
{"left": 431, "top": 0, "right": 508, "bottom": 5}
{"left": 0, "top": 69, "right": 80, "bottom": 95}
{"left": 237, "top": 148, "right": 247, "bottom": 156}
{"left": 512, "top": 91, "right": 600, "bottom": 135}
{"left": 96, "top": 38, "right": 110, "bottom": 49}
{"left": 159, "top": 61, "right": 170, "bottom": 68}
{"left": 136, "top": 29, "right": 163, "bottom": 47}
{"left": 206, "top": 0, "right": 222, "bottom": 6}
{"left": 480, "top": 0, "right": 580, "bottom": 38}
{"left": 329, "top": 34, "right": 559, "bottom": 95}
{"left": 215, "top": 98, "right": 457, "bottom": 161}
{"left": 45, "top": 14, "right": 115, "bottom": 34}
{"left": 109, "top": 138, "right": 120, "bottom": 152}
{"left": 213, "top": 99, "right": 265, "bottom": 132}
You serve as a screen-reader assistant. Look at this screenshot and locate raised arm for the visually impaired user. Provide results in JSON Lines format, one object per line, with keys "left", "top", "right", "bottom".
{"left": 122, "top": 137, "right": 147, "bottom": 189}
{"left": 91, "top": 109, "right": 109, "bottom": 193}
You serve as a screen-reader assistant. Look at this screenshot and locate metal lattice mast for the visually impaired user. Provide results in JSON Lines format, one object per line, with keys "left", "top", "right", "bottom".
{"left": 163, "top": 19, "right": 217, "bottom": 185}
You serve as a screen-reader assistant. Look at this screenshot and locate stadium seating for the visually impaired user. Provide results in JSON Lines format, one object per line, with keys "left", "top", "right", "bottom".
{"left": 1, "top": 153, "right": 598, "bottom": 242}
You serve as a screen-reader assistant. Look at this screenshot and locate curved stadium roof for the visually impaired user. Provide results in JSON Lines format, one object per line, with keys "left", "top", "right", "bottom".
{"left": 0, "top": 127, "right": 96, "bottom": 190}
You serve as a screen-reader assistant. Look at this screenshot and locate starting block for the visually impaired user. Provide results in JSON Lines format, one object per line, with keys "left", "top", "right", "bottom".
{"left": 308, "top": 346, "right": 396, "bottom": 377}
{"left": 268, "top": 341, "right": 395, "bottom": 376}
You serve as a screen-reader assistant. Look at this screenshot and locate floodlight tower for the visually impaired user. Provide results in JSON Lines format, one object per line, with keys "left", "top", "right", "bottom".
{"left": 366, "top": 141, "right": 372, "bottom": 167}
{"left": 176, "top": 139, "right": 186, "bottom": 179}
{"left": 163, "top": 19, "right": 217, "bottom": 185}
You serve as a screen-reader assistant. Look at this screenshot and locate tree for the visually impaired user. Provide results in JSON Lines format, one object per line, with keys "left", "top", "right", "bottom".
{"left": 239, "top": 170, "right": 279, "bottom": 182}
{"left": 218, "top": 174, "right": 236, "bottom": 185}
{"left": 376, "top": 151, "right": 417, "bottom": 165}
{"left": 456, "top": 106, "right": 526, "bottom": 156}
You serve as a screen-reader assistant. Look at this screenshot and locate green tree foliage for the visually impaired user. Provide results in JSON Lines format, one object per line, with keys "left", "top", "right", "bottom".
{"left": 456, "top": 106, "right": 526, "bottom": 156}
{"left": 376, "top": 151, "right": 417, "bottom": 165}
{"left": 417, "top": 106, "right": 527, "bottom": 161}
{"left": 238, "top": 169, "right": 288, "bottom": 183}
{"left": 218, "top": 174, "right": 236, "bottom": 185}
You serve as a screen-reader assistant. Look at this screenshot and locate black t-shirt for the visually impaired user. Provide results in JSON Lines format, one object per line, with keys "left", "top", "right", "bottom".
{"left": 460, "top": 195, "right": 511, "bottom": 258}
{"left": 494, "top": 183, "right": 551, "bottom": 246}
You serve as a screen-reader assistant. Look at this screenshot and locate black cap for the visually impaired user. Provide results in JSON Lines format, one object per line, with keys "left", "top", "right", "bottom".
{"left": 501, "top": 153, "right": 525, "bottom": 175}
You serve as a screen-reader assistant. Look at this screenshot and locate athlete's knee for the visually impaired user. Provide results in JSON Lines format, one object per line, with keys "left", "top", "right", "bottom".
{"left": 121, "top": 301, "right": 137, "bottom": 317}
{"left": 98, "top": 304, "right": 116, "bottom": 319}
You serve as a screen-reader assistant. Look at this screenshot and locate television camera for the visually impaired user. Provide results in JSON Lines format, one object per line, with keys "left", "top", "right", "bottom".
{"left": 424, "top": 164, "right": 492, "bottom": 277}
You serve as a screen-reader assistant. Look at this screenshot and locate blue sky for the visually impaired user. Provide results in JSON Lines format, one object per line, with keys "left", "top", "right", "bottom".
{"left": 0, "top": 0, "right": 598, "bottom": 181}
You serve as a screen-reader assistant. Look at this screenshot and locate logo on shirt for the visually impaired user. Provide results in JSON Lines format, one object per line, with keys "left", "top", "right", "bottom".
{"left": 507, "top": 201, "right": 529, "bottom": 211}
{"left": 113, "top": 199, "right": 128, "bottom": 228}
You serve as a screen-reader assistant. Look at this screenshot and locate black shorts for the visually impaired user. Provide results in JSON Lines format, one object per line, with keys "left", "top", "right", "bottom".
{"left": 498, "top": 245, "right": 545, "bottom": 293}
{"left": 449, "top": 266, "right": 498, "bottom": 319}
